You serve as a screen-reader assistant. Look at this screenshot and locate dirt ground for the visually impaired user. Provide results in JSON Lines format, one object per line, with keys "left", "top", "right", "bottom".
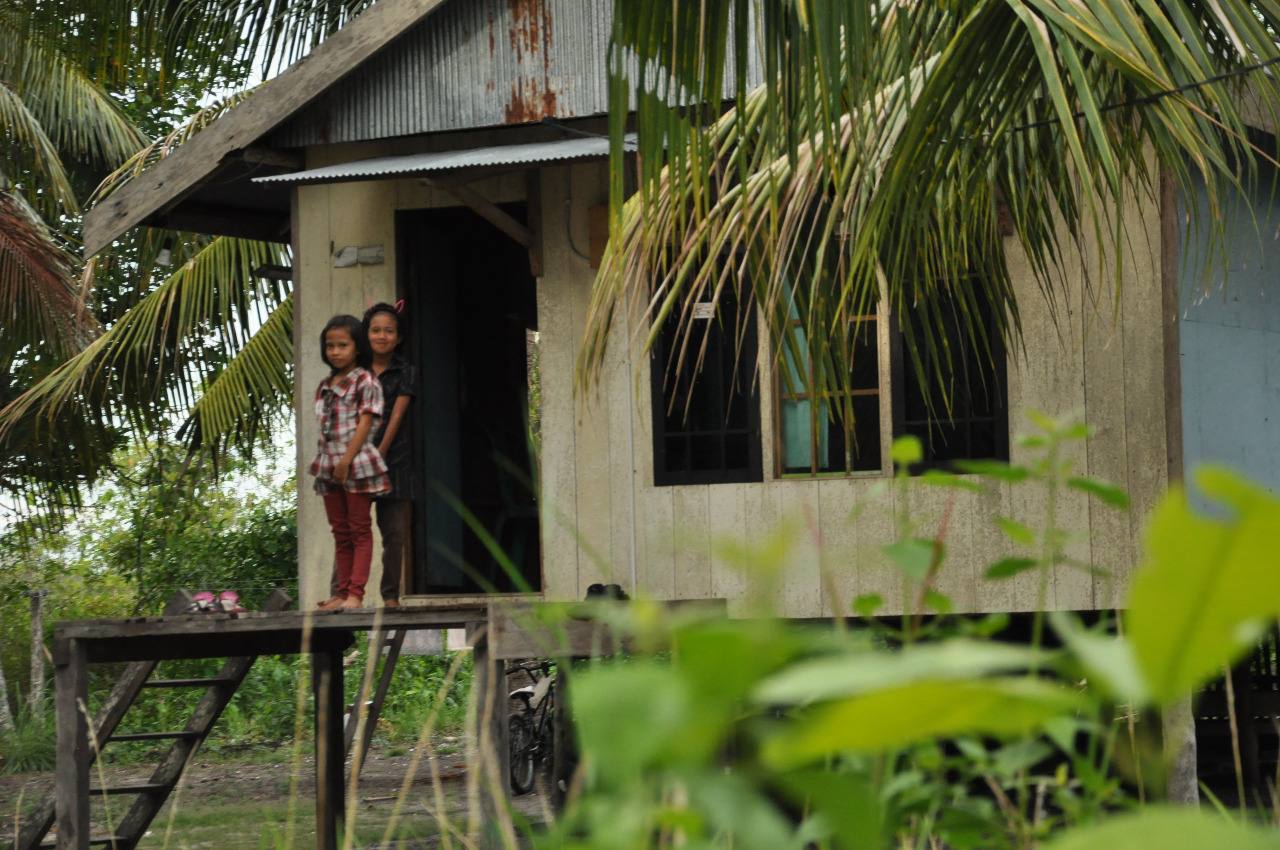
{"left": 0, "top": 742, "right": 550, "bottom": 848}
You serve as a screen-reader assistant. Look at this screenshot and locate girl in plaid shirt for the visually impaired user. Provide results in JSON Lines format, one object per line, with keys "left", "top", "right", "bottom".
{"left": 311, "top": 315, "right": 390, "bottom": 611}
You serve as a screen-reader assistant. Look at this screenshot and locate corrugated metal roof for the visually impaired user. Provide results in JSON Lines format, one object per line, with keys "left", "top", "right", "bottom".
{"left": 270, "top": 0, "right": 761, "bottom": 147}
{"left": 253, "top": 133, "right": 634, "bottom": 185}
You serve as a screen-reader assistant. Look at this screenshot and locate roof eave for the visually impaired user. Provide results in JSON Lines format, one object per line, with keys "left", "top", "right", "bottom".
{"left": 81, "top": 0, "right": 451, "bottom": 257}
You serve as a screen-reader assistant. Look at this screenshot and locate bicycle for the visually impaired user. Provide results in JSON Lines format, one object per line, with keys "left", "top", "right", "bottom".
{"left": 507, "top": 659, "right": 555, "bottom": 795}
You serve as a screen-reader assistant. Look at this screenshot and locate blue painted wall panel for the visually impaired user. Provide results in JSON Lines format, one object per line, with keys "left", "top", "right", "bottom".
{"left": 1180, "top": 165, "right": 1280, "bottom": 494}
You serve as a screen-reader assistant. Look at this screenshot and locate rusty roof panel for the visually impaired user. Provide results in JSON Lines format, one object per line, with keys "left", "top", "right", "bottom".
{"left": 270, "top": 0, "right": 760, "bottom": 148}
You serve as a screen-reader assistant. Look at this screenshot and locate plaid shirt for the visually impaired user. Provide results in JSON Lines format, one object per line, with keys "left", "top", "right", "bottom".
{"left": 309, "top": 367, "right": 391, "bottom": 495}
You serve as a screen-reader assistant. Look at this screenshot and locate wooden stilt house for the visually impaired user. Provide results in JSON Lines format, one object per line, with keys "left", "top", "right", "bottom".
{"left": 81, "top": 0, "right": 1274, "bottom": 623}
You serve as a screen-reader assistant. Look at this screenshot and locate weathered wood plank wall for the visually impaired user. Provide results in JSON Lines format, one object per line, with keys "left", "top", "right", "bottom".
{"left": 537, "top": 163, "right": 1168, "bottom": 616}
{"left": 292, "top": 138, "right": 1168, "bottom": 616}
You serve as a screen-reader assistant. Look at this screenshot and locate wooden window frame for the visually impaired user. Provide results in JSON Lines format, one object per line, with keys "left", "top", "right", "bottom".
{"left": 772, "top": 298, "right": 1008, "bottom": 479}
{"left": 773, "top": 308, "right": 893, "bottom": 478}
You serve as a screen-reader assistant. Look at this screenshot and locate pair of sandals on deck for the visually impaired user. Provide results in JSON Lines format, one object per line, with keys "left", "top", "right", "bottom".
{"left": 315, "top": 595, "right": 401, "bottom": 612}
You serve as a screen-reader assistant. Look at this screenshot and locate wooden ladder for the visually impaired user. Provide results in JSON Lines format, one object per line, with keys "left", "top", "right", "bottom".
{"left": 11, "top": 590, "right": 290, "bottom": 850}
{"left": 343, "top": 627, "right": 407, "bottom": 777}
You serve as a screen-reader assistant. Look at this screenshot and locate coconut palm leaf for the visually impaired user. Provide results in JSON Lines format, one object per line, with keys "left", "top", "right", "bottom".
{"left": 0, "top": 11, "right": 145, "bottom": 171}
{"left": 16, "top": 0, "right": 375, "bottom": 95}
{"left": 0, "top": 191, "right": 100, "bottom": 360}
{"left": 0, "top": 79, "right": 77, "bottom": 217}
{"left": 179, "top": 293, "right": 294, "bottom": 455}
{"left": 586, "top": 0, "right": 1280, "bottom": 411}
{"left": 0, "top": 235, "right": 288, "bottom": 443}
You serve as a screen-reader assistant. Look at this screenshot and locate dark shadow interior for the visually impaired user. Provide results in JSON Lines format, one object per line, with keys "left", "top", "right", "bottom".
{"left": 397, "top": 205, "right": 541, "bottom": 595}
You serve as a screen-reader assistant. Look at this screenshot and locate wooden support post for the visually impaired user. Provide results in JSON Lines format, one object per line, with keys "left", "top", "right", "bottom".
{"left": 551, "top": 658, "right": 577, "bottom": 811}
{"left": 469, "top": 624, "right": 512, "bottom": 850}
{"left": 1158, "top": 167, "right": 1199, "bottom": 806}
{"left": 313, "top": 648, "right": 345, "bottom": 850}
{"left": 54, "top": 639, "right": 89, "bottom": 850}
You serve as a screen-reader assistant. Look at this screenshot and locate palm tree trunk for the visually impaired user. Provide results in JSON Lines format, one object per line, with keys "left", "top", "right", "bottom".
{"left": 0, "top": 660, "right": 14, "bottom": 731}
{"left": 28, "top": 589, "right": 47, "bottom": 710}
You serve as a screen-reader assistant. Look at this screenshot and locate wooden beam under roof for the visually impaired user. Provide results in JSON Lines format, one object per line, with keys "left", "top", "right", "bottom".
{"left": 81, "top": 0, "right": 449, "bottom": 258}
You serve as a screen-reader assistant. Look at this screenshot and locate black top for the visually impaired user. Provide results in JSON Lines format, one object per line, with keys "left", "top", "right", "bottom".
{"left": 372, "top": 355, "right": 417, "bottom": 500}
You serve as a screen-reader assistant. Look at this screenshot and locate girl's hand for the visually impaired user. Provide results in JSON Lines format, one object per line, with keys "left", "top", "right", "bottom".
{"left": 377, "top": 441, "right": 390, "bottom": 457}
{"left": 335, "top": 457, "right": 352, "bottom": 484}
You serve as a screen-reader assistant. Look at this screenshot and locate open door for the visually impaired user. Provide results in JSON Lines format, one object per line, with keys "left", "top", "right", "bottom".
{"left": 398, "top": 205, "right": 541, "bottom": 595}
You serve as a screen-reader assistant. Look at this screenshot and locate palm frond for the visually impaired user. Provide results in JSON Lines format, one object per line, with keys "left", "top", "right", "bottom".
{"left": 16, "top": 0, "right": 375, "bottom": 95}
{"left": 0, "top": 11, "right": 145, "bottom": 170}
{"left": 0, "top": 191, "right": 100, "bottom": 360}
{"left": 179, "top": 293, "right": 294, "bottom": 455}
{"left": 0, "top": 236, "right": 288, "bottom": 442}
{"left": 0, "top": 80, "right": 77, "bottom": 217}
{"left": 90, "top": 91, "right": 252, "bottom": 207}
{"left": 587, "top": 0, "right": 1280, "bottom": 409}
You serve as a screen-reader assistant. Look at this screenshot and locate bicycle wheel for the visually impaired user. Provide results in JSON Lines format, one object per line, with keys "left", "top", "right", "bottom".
{"left": 508, "top": 713, "right": 536, "bottom": 795}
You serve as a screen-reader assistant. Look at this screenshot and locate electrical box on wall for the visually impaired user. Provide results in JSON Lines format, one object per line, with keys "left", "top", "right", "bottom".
{"left": 333, "top": 244, "right": 385, "bottom": 268}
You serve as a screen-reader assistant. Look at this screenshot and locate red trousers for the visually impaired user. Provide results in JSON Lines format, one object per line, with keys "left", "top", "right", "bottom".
{"left": 322, "top": 489, "right": 374, "bottom": 600}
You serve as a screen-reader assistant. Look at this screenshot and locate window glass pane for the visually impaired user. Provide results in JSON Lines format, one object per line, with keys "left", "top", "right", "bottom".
{"left": 780, "top": 326, "right": 808, "bottom": 392}
{"left": 851, "top": 395, "right": 882, "bottom": 471}
{"left": 850, "top": 319, "right": 878, "bottom": 390}
{"left": 691, "top": 435, "right": 722, "bottom": 471}
{"left": 815, "top": 396, "right": 880, "bottom": 473}
{"left": 782, "top": 398, "right": 814, "bottom": 471}
{"left": 665, "top": 436, "right": 688, "bottom": 473}
{"left": 651, "top": 283, "right": 762, "bottom": 486}
{"left": 894, "top": 283, "right": 1008, "bottom": 472}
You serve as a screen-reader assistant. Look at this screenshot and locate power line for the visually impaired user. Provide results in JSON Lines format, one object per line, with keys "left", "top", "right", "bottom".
{"left": 1010, "top": 54, "right": 1280, "bottom": 135}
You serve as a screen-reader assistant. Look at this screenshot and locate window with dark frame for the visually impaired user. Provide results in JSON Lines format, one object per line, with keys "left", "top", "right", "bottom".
{"left": 650, "top": 290, "right": 763, "bottom": 486}
{"left": 891, "top": 286, "right": 1009, "bottom": 472}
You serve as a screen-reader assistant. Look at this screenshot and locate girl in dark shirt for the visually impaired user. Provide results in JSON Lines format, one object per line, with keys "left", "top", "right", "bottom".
{"left": 362, "top": 302, "right": 417, "bottom": 606}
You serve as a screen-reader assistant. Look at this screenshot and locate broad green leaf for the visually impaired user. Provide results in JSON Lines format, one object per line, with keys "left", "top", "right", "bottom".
{"left": 570, "top": 661, "right": 701, "bottom": 783}
{"left": 952, "top": 460, "right": 1030, "bottom": 482}
{"left": 985, "top": 557, "right": 1038, "bottom": 579}
{"left": 1043, "top": 808, "right": 1280, "bottom": 850}
{"left": 754, "top": 640, "right": 1045, "bottom": 705}
{"left": 924, "top": 589, "right": 953, "bottom": 614}
{"left": 995, "top": 516, "right": 1036, "bottom": 546}
{"left": 883, "top": 537, "right": 937, "bottom": 580}
{"left": 1128, "top": 467, "right": 1280, "bottom": 703}
{"left": 762, "top": 678, "right": 1080, "bottom": 766}
{"left": 991, "top": 739, "right": 1053, "bottom": 778}
{"left": 852, "top": 593, "right": 883, "bottom": 617}
{"left": 688, "top": 771, "right": 800, "bottom": 850}
{"left": 891, "top": 434, "right": 923, "bottom": 465}
{"left": 1050, "top": 612, "right": 1148, "bottom": 705}
{"left": 1066, "top": 476, "right": 1130, "bottom": 509}
{"left": 775, "top": 770, "right": 883, "bottom": 850}
{"left": 919, "top": 469, "right": 983, "bottom": 492}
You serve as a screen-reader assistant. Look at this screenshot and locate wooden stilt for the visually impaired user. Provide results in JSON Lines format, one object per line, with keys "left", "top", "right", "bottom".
{"left": 313, "top": 648, "right": 345, "bottom": 850}
{"left": 470, "top": 625, "right": 512, "bottom": 850}
{"left": 54, "top": 639, "right": 89, "bottom": 850}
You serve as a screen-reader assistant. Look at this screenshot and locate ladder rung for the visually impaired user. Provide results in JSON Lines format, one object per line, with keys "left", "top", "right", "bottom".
{"left": 40, "top": 837, "right": 124, "bottom": 848}
{"left": 143, "top": 677, "right": 236, "bottom": 688}
{"left": 108, "top": 730, "right": 201, "bottom": 742}
{"left": 90, "top": 782, "right": 169, "bottom": 796}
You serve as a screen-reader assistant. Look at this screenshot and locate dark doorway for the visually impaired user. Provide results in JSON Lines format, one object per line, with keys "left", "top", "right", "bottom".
{"left": 397, "top": 205, "right": 541, "bottom": 595}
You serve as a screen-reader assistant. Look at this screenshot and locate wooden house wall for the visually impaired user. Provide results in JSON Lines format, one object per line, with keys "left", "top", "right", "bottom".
{"left": 292, "top": 131, "right": 530, "bottom": 607}
{"left": 536, "top": 166, "right": 1170, "bottom": 616}
{"left": 292, "top": 134, "right": 1170, "bottom": 614}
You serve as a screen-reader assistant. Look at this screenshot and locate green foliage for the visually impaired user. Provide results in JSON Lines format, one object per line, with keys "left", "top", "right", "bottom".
{"left": 0, "top": 706, "right": 55, "bottom": 773}
{"left": 540, "top": 414, "right": 1280, "bottom": 848}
